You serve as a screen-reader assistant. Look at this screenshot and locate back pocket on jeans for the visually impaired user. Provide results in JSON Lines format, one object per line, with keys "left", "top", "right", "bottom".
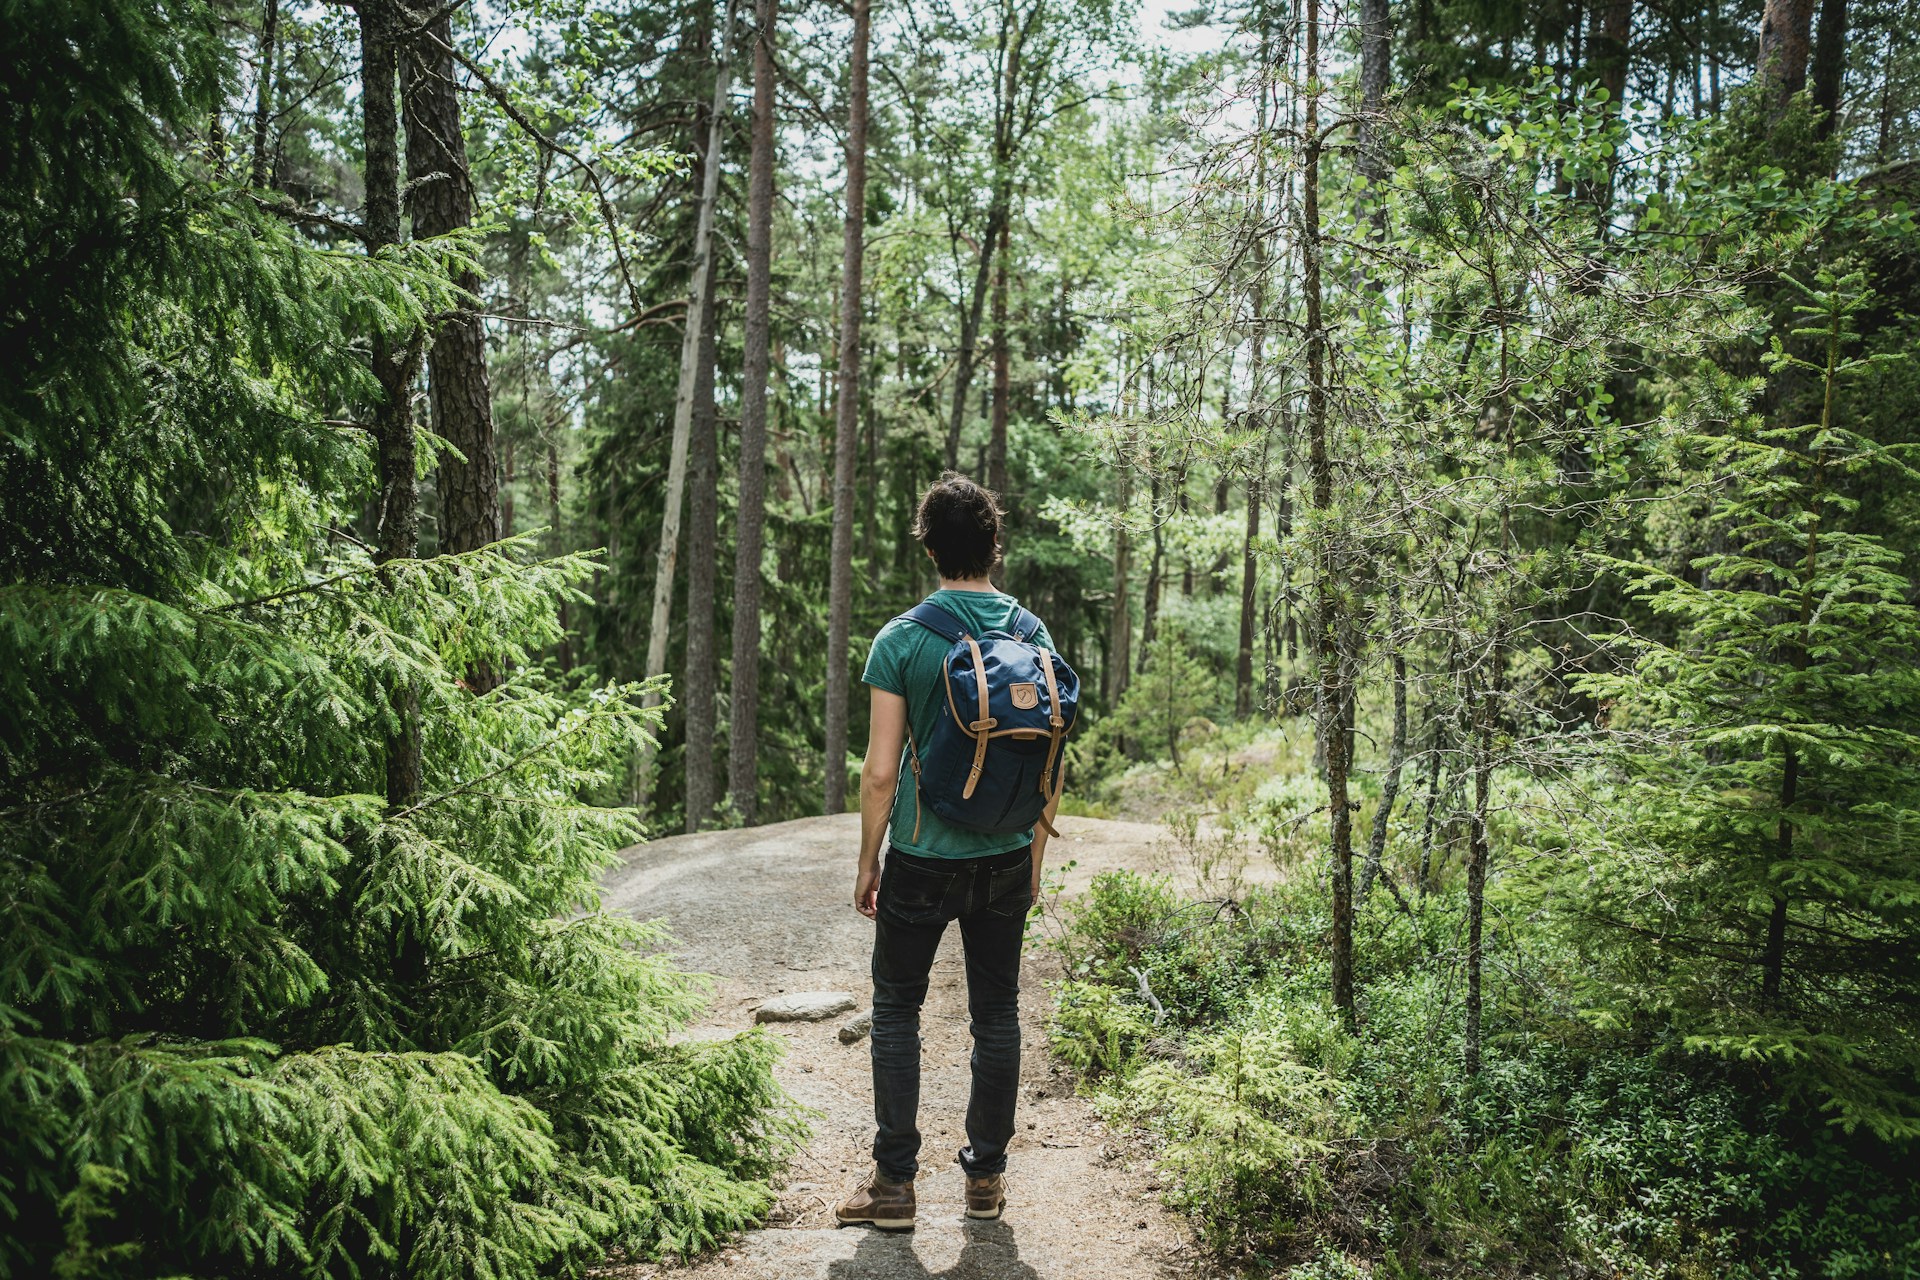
{"left": 984, "top": 857, "right": 1033, "bottom": 918}
{"left": 882, "top": 856, "right": 954, "bottom": 921}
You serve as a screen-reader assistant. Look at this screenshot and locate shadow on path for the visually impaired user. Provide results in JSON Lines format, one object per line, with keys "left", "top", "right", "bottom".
{"left": 826, "top": 1221, "right": 1041, "bottom": 1280}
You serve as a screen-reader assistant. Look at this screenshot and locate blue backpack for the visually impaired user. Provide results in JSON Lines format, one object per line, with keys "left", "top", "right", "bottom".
{"left": 896, "top": 601, "right": 1080, "bottom": 842}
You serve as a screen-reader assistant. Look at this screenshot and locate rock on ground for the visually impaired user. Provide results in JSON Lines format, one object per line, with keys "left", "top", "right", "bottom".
{"left": 838, "top": 1008, "right": 874, "bottom": 1045}
{"left": 756, "top": 992, "right": 859, "bottom": 1023}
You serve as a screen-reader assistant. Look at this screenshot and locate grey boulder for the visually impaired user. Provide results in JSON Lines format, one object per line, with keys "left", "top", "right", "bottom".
{"left": 838, "top": 1008, "right": 875, "bottom": 1044}
{"left": 754, "top": 991, "right": 858, "bottom": 1024}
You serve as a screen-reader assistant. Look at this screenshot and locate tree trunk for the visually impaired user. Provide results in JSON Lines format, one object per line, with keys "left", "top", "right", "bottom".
{"left": 726, "top": 0, "right": 772, "bottom": 824}
{"left": 1234, "top": 474, "right": 1261, "bottom": 717}
{"left": 1465, "top": 695, "right": 1491, "bottom": 1074}
{"left": 250, "top": 0, "right": 280, "bottom": 188}
{"left": 1757, "top": 0, "right": 1817, "bottom": 104}
{"left": 823, "top": 0, "right": 868, "bottom": 817}
{"left": 684, "top": 210, "right": 722, "bottom": 831}
{"left": 1808, "top": 0, "right": 1847, "bottom": 139}
{"left": 1358, "top": 581, "right": 1407, "bottom": 901}
{"left": 944, "top": 206, "right": 1004, "bottom": 470}
{"left": 501, "top": 436, "right": 515, "bottom": 537}
{"left": 1579, "top": 0, "right": 1632, "bottom": 214}
{"left": 640, "top": 0, "right": 738, "bottom": 811}
{"left": 548, "top": 439, "right": 571, "bottom": 670}
{"left": 1105, "top": 468, "right": 1132, "bottom": 706}
{"left": 404, "top": 6, "right": 499, "bottom": 586}
{"left": 988, "top": 214, "right": 1011, "bottom": 498}
{"left": 1356, "top": 0, "right": 1390, "bottom": 190}
{"left": 1235, "top": 45, "right": 1274, "bottom": 723}
{"left": 1302, "top": 0, "right": 1354, "bottom": 1020}
{"left": 1139, "top": 472, "right": 1163, "bottom": 673}
{"left": 361, "top": 0, "right": 422, "bottom": 809}
{"left": 945, "top": 0, "right": 1028, "bottom": 471}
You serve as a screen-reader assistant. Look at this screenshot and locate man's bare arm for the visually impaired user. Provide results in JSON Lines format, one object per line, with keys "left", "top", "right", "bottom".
{"left": 855, "top": 687, "right": 907, "bottom": 918}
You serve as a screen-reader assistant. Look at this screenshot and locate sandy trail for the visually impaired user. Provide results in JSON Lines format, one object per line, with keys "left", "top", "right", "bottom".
{"left": 600, "top": 813, "right": 1220, "bottom": 1280}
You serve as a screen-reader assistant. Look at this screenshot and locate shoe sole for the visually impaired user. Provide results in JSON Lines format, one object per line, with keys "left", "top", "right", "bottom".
{"left": 837, "top": 1217, "right": 916, "bottom": 1231}
{"left": 965, "top": 1204, "right": 1004, "bottom": 1220}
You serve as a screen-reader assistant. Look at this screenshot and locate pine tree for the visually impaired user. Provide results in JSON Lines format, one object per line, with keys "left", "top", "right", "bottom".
{"left": 1580, "top": 270, "right": 1920, "bottom": 1140}
{"left": 0, "top": 5, "right": 799, "bottom": 1274}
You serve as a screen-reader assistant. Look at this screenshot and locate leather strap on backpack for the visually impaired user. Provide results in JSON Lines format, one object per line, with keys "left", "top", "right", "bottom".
{"left": 904, "top": 723, "right": 924, "bottom": 843}
{"left": 961, "top": 634, "right": 997, "bottom": 799}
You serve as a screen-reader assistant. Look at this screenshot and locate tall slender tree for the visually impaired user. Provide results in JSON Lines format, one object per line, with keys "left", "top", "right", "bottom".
{"left": 823, "top": 0, "right": 871, "bottom": 815}
{"left": 684, "top": 207, "right": 723, "bottom": 828}
{"left": 403, "top": 7, "right": 499, "bottom": 581}
{"left": 640, "top": 0, "right": 737, "bottom": 809}
{"left": 988, "top": 216, "right": 1012, "bottom": 498}
{"left": 1809, "top": 0, "right": 1848, "bottom": 137}
{"left": 1299, "top": 0, "right": 1356, "bottom": 1019}
{"left": 728, "top": 0, "right": 776, "bottom": 823}
{"left": 248, "top": 0, "right": 279, "bottom": 187}
{"left": 361, "top": 0, "right": 424, "bottom": 807}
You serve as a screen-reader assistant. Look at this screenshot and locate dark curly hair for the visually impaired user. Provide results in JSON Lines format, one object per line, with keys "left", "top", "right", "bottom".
{"left": 912, "top": 473, "right": 1003, "bottom": 580}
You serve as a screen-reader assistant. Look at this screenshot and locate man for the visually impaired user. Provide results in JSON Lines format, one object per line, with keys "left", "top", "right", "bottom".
{"left": 836, "top": 473, "right": 1064, "bottom": 1231}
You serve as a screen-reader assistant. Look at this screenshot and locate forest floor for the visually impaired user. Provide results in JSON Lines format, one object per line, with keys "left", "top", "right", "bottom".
{"left": 600, "top": 813, "right": 1238, "bottom": 1280}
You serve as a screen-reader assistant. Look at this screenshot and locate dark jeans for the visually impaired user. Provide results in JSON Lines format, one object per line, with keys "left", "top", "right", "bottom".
{"left": 870, "top": 843, "right": 1032, "bottom": 1183}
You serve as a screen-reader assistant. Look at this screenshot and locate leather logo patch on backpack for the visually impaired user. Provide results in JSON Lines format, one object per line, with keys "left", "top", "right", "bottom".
{"left": 1010, "top": 683, "right": 1039, "bottom": 710}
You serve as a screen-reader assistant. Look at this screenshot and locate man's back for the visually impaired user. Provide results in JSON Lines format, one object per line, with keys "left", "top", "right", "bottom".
{"left": 862, "top": 587, "right": 1056, "bottom": 860}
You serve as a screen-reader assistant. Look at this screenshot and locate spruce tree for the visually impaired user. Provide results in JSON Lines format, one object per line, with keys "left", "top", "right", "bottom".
{"left": 1580, "top": 270, "right": 1920, "bottom": 1140}
{"left": 0, "top": 4, "right": 798, "bottom": 1275}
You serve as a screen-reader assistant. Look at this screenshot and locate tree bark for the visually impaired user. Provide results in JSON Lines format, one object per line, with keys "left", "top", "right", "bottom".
{"left": 1358, "top": 581, "right": 1407, "bottom": 902}
{"left": 640, "top": 0, "right": 738, "bottom": 811}
{"left": 684, "top": 209, "right": 722, "bottom": 832}
{"left": 403, "top": 5, "right": 499, "bottom": 588}
{"left": 988, "top": 214, "right": 1012, "bottom": 498}
{"left": 548, "top": 439, "right": 570, "bottom": 670}
{"left": 727, "top": 0, "right": 773, "bottom": 824}
{"left": 1105, "top": 468, "right": 1132, "bottom": 706}
{"left": 1808, "top": 0, "right": 1847, "bottom": 139}
{"left": 1465, "top": 694, "right": 1491, "bottom": 1074}
{"left": 501, "top": 436, "right": 515, "bottom": 537}
{"left": 944, "top": 0, "right": 1030, "bottom": 470}
{"left": 1235, "top": 40, "right": 1273, "bottom": 723}
{"left": 1139, "top": 472, "right": 1163, "bottom": 672}
{"left": 1757, "top": 0, "right": 1817, "bottom": 104}
{"left": 944, "top": 206, "right": 1005, "bottom": 470}
{"left": 361, "top": 0, "right": 422, "bottom": 809}
{"left": 1234, "top": 474, "right": 1261, "bottom": 718}
{"left": 1302, "top": 0, "right": 1355, "bottom": 1020}
{"left": 823, "top": 0, "right": 869, "bottom": 817}
{"left": 1356, "top": 0, "right": 1390, "bottom": 189}
{"left": 250, "top": 0, "right": 280, "bottom": 188}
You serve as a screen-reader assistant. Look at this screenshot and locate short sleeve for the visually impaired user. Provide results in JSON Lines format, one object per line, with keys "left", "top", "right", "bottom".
{"left": 1032, "top": 619, "right": 1056, "bottom": 651}
{"left": 862, "top": 618, "right": 912, "bottom": 696}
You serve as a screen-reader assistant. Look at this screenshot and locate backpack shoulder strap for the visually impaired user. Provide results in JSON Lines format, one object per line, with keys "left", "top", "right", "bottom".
{"left": 1010, "top": 607, "right": 1042, "bottom": 642}
{"left": 899, "top": 600, "right": 968, "bottom": 643}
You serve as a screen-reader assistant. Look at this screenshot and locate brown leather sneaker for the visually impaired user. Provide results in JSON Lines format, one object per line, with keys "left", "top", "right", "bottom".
{"left": 964, "top": 1172, "right": 1006, "bottom": 1220}
{"left": 835, "top": 1170, "right": 916, "bottom": 1230}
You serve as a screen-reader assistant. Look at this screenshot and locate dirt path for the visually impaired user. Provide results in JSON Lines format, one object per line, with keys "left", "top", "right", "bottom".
{"left": 601, "top": 814, "right": 1218, "bottom": 1280}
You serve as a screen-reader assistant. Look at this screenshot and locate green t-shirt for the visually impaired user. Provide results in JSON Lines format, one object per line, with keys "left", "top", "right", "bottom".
{"left": 861, "top": 588, "right": 1056, "bottom": 860}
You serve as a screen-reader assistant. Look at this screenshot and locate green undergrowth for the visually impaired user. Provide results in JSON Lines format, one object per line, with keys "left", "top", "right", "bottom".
{"left": 1048, "top": 868, "right": 1920, "bottom": 1279}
